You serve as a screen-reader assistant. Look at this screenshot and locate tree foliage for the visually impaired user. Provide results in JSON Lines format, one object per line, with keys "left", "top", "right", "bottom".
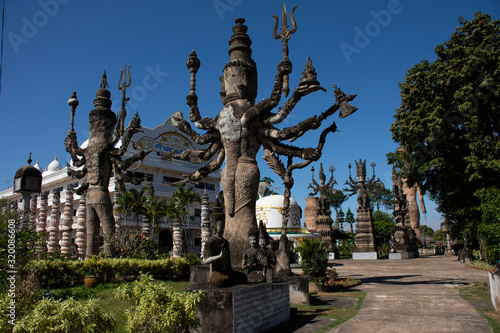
{"left": 388, "top": 13, "right": 500, "bottom": 247}
{"left": 368, "top": 183, "right": 394, "bottom": 211}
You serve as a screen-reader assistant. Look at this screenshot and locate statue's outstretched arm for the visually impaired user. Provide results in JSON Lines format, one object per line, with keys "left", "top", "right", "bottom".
{"left": 64, "top": 130, "right": 86, "bottom": 165}
{"left": 241, "top": 62, "right": 287, "bottom": 126}
{"left": 171, "top": 111, "right": 218, "bottom": 144}
{"left": 115, "top": 150, "right": 151, "bottom": 171}
{"left": 166, "top": 149, "right": 225, "bottom": 186}
{"left": 67, "top": 164, "right": 87, "bottom": 179}
{"left": 162, "top": 141, "right": 222, "bottom": 164}
{"left": 70, "top": 181, "right": 89, "bottom": 195}
{"left": 186, "top": 94, "right": 216, "bottom": 130}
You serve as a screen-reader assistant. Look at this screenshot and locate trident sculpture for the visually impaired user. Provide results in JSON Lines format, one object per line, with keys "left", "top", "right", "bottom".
{"left": 165, "top": 5, "right": 358, "bottom": 267}
{"left": 272, "top": 3, "right": 297, "bottom": 97}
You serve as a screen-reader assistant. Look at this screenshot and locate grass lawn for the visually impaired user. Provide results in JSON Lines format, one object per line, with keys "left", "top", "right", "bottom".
{"left": 459, "top": 281, "right": 500, "bottom": 333}
{"left": 292, "top": 290, "right": 366, "bottom": 332}
{"left": 51, "top": 280, "right": 191, "bottom": 332}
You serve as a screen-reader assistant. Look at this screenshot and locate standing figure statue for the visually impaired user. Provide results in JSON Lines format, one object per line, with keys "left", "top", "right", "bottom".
{"left": 64, "top": 68, "right": 149, "bottom": 258}
{"left": 308, "top": 163, "right": 336, "bottom": 216}
{"left": 164, "top": 5, "right": 357, "bottom": 267}
{"left": 343, "top": 160, "right": 381, "bottom": 254}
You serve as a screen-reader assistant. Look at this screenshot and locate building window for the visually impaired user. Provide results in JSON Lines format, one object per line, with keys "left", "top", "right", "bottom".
{"left": 195, "top": 208, "right": 201, "bottom": 217}
{"left": 194, "top": 182, "right": 215, "bottom": 191}
{"left": 194, "top": 238, "right": 201, "bottom": 246}
{"left": 163, "top": 176, "right": 182, "bottom": 184}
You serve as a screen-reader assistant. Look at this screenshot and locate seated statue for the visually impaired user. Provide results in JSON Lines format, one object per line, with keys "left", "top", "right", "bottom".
{"left": 274, "top": 235, "right": 294, "bottom": 279}
{"left": 258, "top": 222, "right": 276, "bottom": 283}
{"left": 202, "top": 200, "right": 246, "bottom": 287}
{"left": 242, "top": 230, "right": 266, "bottom": 283}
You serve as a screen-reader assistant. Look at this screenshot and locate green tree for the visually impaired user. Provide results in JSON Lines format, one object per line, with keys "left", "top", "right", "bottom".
{"left": 388, "top": 13, "right": 500, "bottom": 252}
{"left": 263, "top": 187, "right": 279, "bottom": 197}
{"left": 114, "top": 190, "right": 136, "bottom": 228}
{"left": 142, "top": 195, "right": 169, "bottom": 240}
{"left": 129, "top": 187, "right": 149, "bottom": 227}
{"left": 345, "top": 208, "right": 355, "bottom": 234}
{"left": 327, "top": 190, "right": 348, "bottom": 227}
{"left": 372, "top": 210, "right": 395, "bottom": 258}
{"left": 420, "top": 225, "right": 434, "bottom": 247}
{"left": 369, "top": 183, "right": 394, "bottom": 211}
{"left": 168, "top": 185, "right": 201, "bottom": 254}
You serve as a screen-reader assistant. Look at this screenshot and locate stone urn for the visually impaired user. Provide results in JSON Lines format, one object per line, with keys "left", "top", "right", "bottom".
{"left": 83, "top": 275, "right": 103, "bottom": 288}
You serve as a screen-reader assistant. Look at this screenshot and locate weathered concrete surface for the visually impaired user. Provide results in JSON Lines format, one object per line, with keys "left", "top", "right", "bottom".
{"left": 328, "top": 255, "right": 491, "bottom": 333}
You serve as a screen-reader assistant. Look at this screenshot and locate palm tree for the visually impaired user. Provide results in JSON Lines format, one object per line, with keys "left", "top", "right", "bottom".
{"left": 168, "top": 185, "right": 201, "bottom": 256}
{"left": 114, "top": 191, "right": 136, "bottom": 229}
{"left": 142, "top": 195, "right": 169, "bottom": 241}
{"left": 129, "top": 187, "right": 149, "bottom": 227}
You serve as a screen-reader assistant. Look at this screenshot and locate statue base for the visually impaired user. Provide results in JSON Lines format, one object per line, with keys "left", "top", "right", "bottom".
{"left": 389, "top": 251, "right": 414, "bottom": 260}
{"left": 190, "top": 265, "right": 309, "bottom": 304}
{"left": 187, "top": 282, "right": 290, "bottom": 333}
{"left": 352, "top": 252, "right": 378, "bottom": 260}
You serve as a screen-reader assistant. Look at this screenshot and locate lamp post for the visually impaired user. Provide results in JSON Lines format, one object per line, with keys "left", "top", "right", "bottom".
{"left": 14, "top": 153, "right": 43, "bottom": 230}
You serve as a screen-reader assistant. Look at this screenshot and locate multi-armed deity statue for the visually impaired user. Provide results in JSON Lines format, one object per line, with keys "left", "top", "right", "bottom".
{"left": 344, "top": 160, "right": 381, "bottom": 257}
{"left": 308, "top": 163, "right": 337, "bottom": 250}
{"left": 164, "top": 4, "right": 357, "bottom": 267}
{"left": 64, "top": 68, "right": 149, "bottom": 258}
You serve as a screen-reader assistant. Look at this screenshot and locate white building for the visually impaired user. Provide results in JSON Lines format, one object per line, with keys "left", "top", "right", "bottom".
{"left": 0, "top": 119, "right": 221, "bottom": 256}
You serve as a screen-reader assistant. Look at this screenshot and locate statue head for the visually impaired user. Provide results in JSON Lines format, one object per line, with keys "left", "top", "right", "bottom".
{"left": 248, "top": 228, "right": 259, "bottom": 248}
{"left": 89, "top": 71, "right": 117, "bottom": 145}
{"left": 355, "top": 159, "right": 366, "bottom": 182}
{"left": 319, "top": 163, "right": 326, "bottom": 184}
{"left": 220, "top": 18, "right": 258, "bottom": 105}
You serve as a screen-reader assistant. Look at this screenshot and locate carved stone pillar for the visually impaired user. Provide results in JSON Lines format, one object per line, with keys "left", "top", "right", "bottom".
{"left": 142, "top": 177, "right": 154, "bottom": 238}
{"left": 172, "top": 218, "right": 183, "bottom": 258}
{"left": 75, "top": 194, "right": 87, "bottom": 260}
{"left": 354, "top": 208, "right": 376, "bottom": 253}
{"left": 200, "top": 190, "right": 210, "bottom": 259}
{"left": 29, "top": 194, "right": 38, "bottom": 230}
{"left": 36, "top": 192, "right": 48, "bottom": 254}
{"left": 47, "top": 190, "right": 60, "bottom": 254}
{"left": 304, "top": 197, "right": 318, "bottom": 232}
{"left": 113, "top": 186, "right": 122, "bottom": 233}
{"left": 60, "top": 189, "right": 74, "bottom": 257}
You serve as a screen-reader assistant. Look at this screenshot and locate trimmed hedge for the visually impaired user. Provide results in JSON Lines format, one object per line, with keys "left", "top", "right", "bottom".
{"left": 29, "top": 257, "right": 194, "bottom": 287}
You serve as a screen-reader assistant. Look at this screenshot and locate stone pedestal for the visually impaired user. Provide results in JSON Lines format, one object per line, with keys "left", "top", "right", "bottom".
{"left": 353, "top": 208, "right": 376, "bottom": 253}
{"left": 286, "top": 275, "right": 309, "bottom": 305}
{"left": 389, "top": 251, "right": 414, "bottom": 260}
{"left": 352, "top": 252, "right": 377, "bottom": 260}
{"left": 190, "top": 265, "right": 309, "bottom": 305}
{"left": 489, "top": 271, "right": 500, "bottom": 312}
{"left": 315, "top": 215, "right": 334, "bottom": 250}
{"left": 188, "top": 283, "right": 290, "bottom": 333}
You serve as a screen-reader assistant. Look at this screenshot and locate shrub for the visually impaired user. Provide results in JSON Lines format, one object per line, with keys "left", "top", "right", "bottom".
{"left": 296, "top": 238, "right": 330, "bottom": 285}
{"left": 114, "top": 274, "right": 202, "bottom": 333}
{"left": 12, "top": 297, "right": 115, "bottom": 333}
{"left": 29, "top": 257, "right": 192, "bottom": 287}
{"left": 337, "top": 238, "right": 355, "bottom": 259}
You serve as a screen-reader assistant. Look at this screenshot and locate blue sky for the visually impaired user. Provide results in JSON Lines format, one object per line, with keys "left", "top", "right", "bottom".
{"left": 1, "top": 1, "right": 499, "bottom": 232}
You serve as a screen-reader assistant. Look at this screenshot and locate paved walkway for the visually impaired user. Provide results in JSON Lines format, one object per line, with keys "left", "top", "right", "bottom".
{"left": 329, "top": 255, "right": 491, "bottom": 333}
{"left": 282, "top": 255, "right": 492, "bottom": 333}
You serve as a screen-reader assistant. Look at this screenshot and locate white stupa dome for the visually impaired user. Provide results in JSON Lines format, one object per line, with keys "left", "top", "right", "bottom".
{"left": 255, "top": 195, "right": 302, "bottom": 230}
{"left": 33, "top": 159, "right": 42, "bottom": 172}
{"left": 47, "top": 156, "right": 63, "bottom": 172}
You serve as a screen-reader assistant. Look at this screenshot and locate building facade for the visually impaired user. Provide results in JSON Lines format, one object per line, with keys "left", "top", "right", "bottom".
{"left": 0, "top": 119, "right": 221, "bottom": 257}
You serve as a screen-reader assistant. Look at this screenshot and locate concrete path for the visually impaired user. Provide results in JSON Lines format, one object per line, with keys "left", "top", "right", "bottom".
{"left": 327, "top": 255, "right": 491, "bottom": 333}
